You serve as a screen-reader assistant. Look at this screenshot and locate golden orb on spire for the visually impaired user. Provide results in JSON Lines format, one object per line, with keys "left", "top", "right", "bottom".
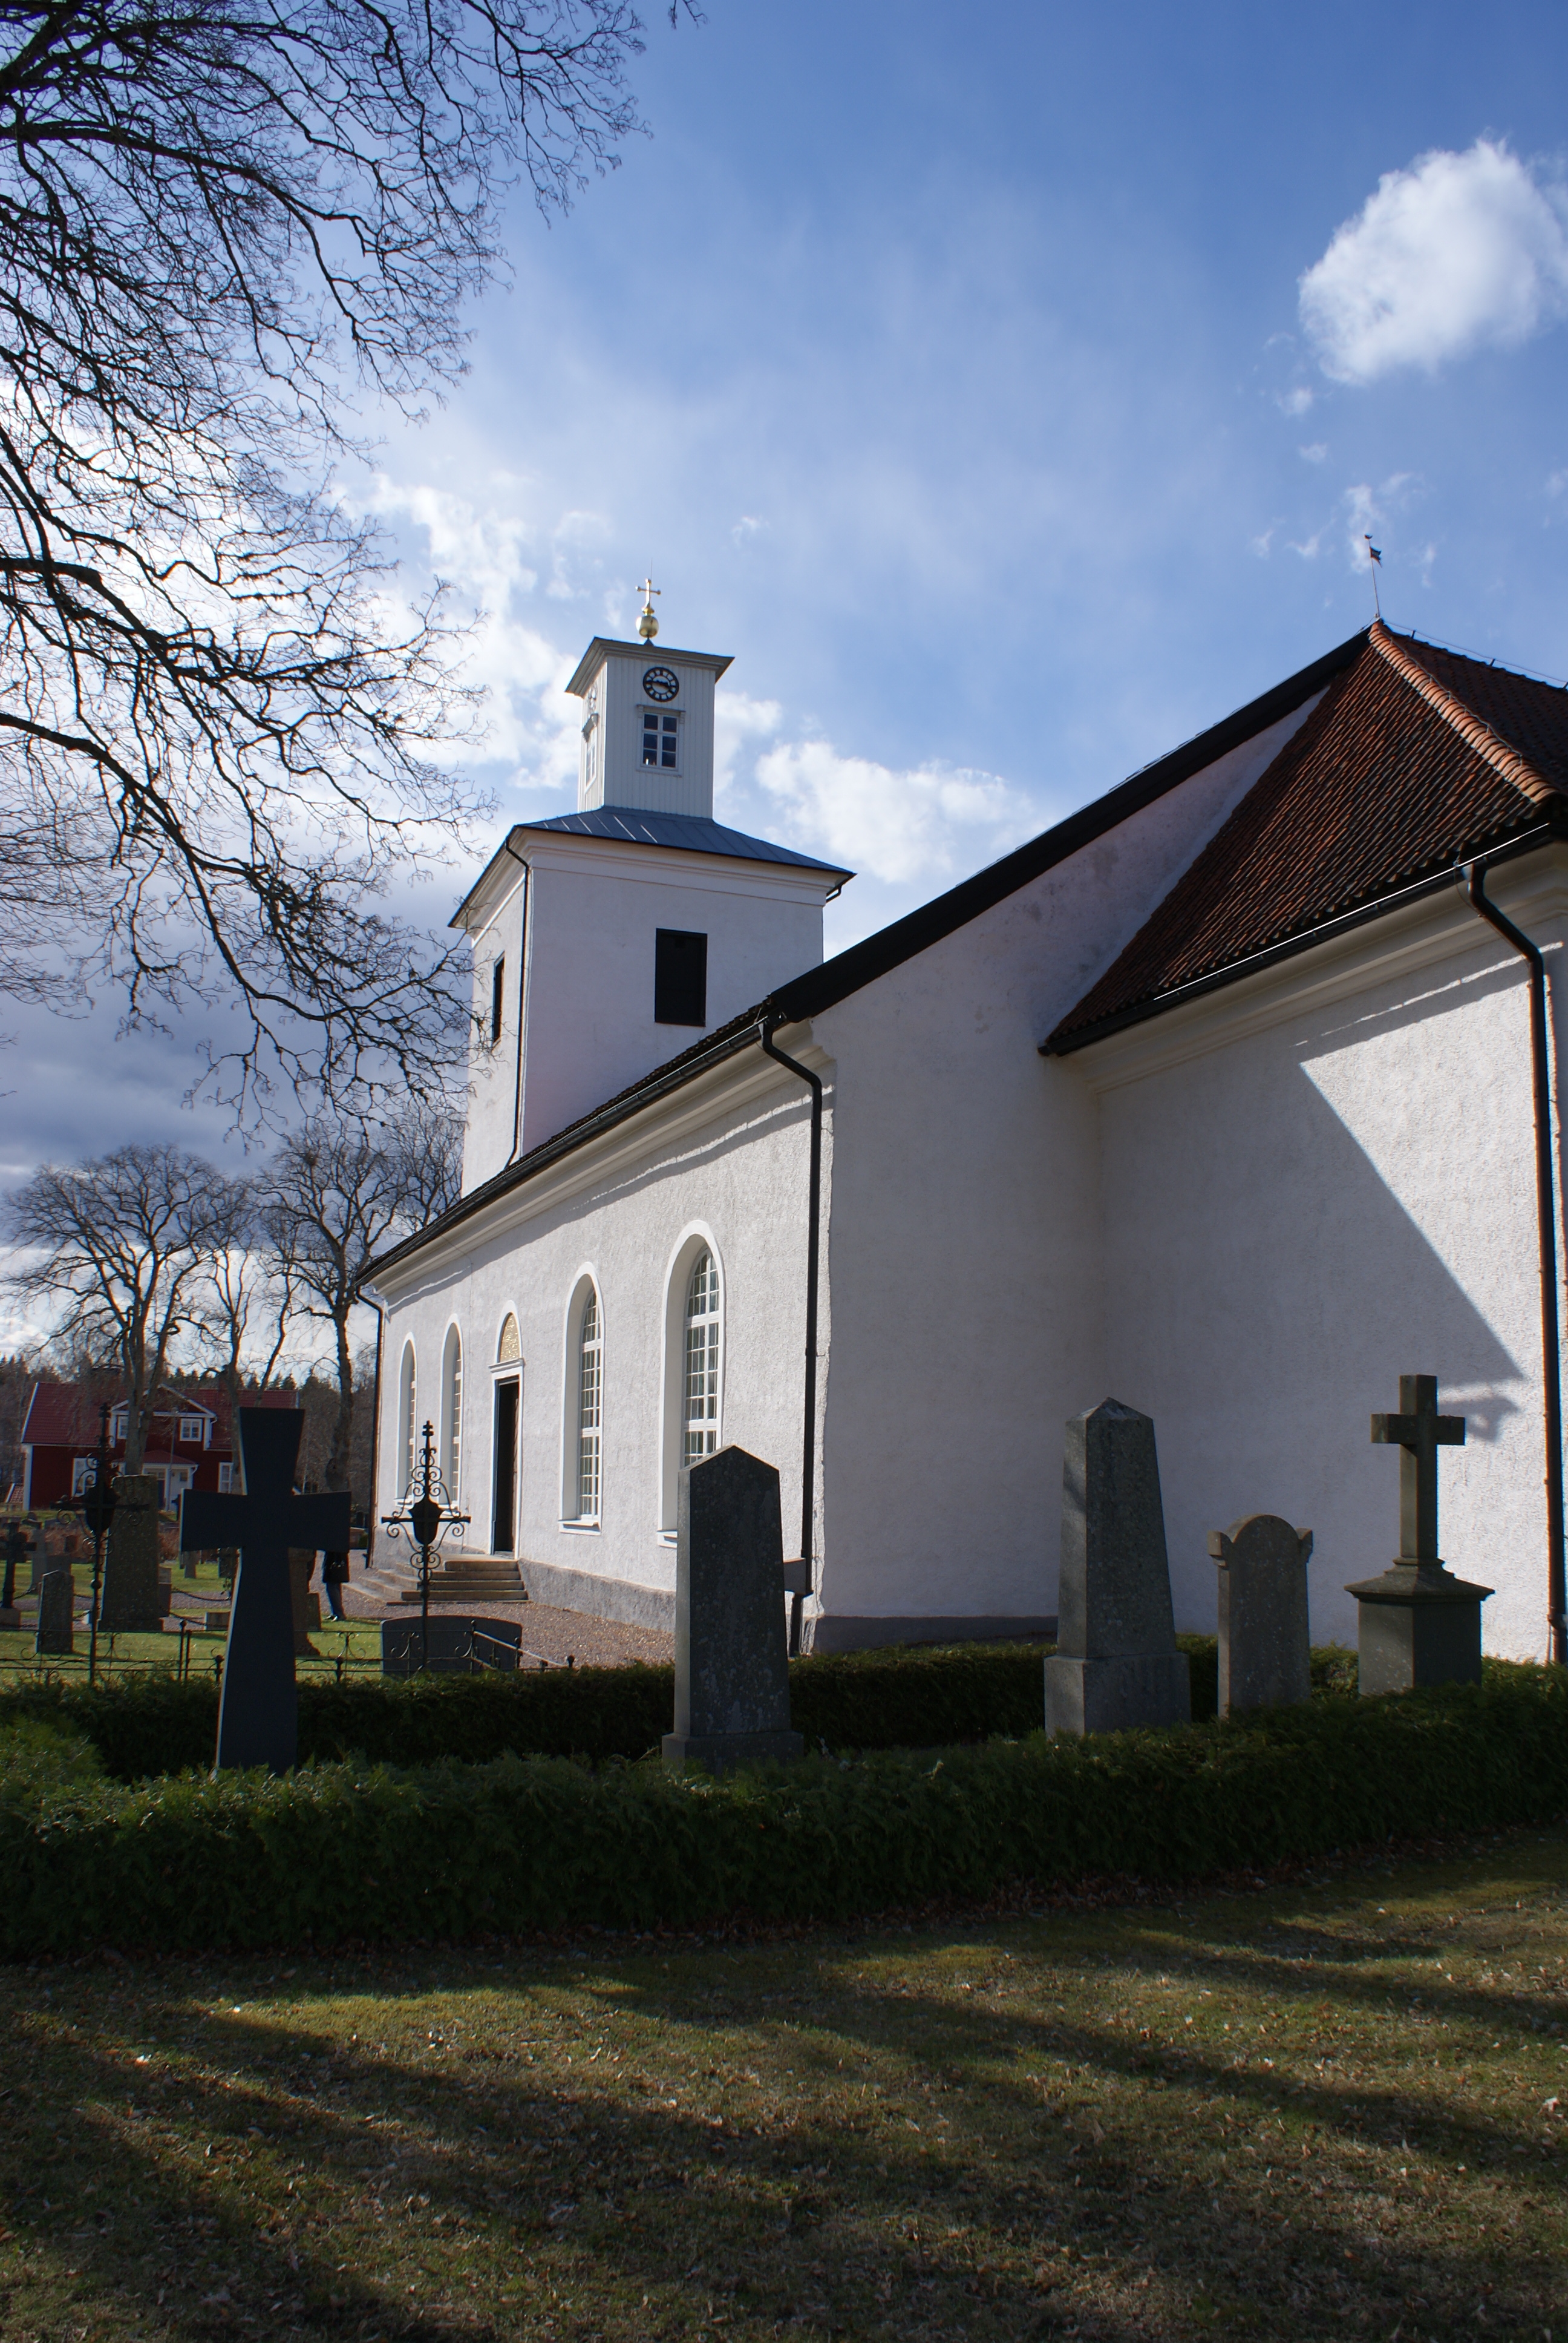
{"left": 637, "top": 575, "right": 661, "bottom": 641}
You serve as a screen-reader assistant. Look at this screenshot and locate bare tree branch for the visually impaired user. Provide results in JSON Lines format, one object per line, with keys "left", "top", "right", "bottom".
{"left": 0, "top": 0, "right": 691, "bottom": 1107}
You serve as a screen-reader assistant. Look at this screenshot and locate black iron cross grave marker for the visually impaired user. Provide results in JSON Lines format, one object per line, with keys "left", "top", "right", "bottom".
{"left": 180, "top": 1409, "right": 350, "bottom": 1773}
{"left": 1370, "top": 1372, "right": 1466, "bottom": 1565}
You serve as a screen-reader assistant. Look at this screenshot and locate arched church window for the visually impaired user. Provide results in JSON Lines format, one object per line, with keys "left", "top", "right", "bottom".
{"left": 399, "top": 1341, "right": 416, "bottom": 1492}
{"left": 442, "top": 1326, "right": 462, "bottom": 1502}
{"left": 682, "top": 1251, "right": 720, "bottom": 1469}
{"left": 497, "top": 1312, "right": 520, "bottom": 1363}
{"left": 575, "top": 1289, "right": 602, "bottom": 1521}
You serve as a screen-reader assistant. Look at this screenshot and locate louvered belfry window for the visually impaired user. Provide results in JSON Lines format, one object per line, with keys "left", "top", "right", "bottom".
{"left": 576, "top": 1289, "right": 602, "bottom": 1520}
{"left": 682, "top": 1251, "right": 720, "bottom": 1469}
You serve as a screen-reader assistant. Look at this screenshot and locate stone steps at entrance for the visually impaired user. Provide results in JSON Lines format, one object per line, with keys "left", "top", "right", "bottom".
{"left": 396, "top": 1553, "right": 524, "bottom": 1603}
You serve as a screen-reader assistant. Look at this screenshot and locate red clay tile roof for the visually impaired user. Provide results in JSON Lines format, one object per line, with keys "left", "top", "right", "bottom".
{"left": 1047, "top": 623, "right": 1568, "bottom": 1051}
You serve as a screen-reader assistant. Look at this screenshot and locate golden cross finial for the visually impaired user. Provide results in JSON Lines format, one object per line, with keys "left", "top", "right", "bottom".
{"left": 638, "top": 577, "right": 661, "bottom": 642}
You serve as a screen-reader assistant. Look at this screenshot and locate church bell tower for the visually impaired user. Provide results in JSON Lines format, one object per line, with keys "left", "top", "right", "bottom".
{"left": 452, "top": 591, "right": 852, "bottom": 1194}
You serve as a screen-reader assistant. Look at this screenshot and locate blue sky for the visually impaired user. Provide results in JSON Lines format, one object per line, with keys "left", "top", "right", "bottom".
{"left": 10, "top": 0, "right": 1568, "bottom": 1170}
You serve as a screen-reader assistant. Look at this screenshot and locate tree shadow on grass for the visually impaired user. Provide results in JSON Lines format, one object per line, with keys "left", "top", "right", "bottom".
{"left": 2, "top": 1850, "right": 1565, "bottom": 2342}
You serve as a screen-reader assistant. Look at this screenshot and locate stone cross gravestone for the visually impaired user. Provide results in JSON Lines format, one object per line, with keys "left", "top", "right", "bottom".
{"left": 1209, "top": 1515, "right": 1313, "bottom": 1715}
{"left": 99, "top": 1473, "right": 162, "bottom": 1632}
{"left": 1044, "top": 1399, "right": 1191, "bottom": 1736}
{"left": 34, "top": 1566, "right": 74, "bottom": 1656}
{"left": 179, "top": 1410, "right": 350, "bottom": 1772}
{"left": 662, "top": 1444, "right": 803, "bottom": 1775}
{"left": 1345, "top": 1374, "right": 1491, "bottom": 1694}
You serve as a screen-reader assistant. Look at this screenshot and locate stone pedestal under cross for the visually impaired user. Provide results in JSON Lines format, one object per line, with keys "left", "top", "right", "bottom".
{"left": 180, "top": 1409, "right": 350, "bottom": 1772}
{"left": 1345, "top": 1373, "right": 1492, "bottom": 1695}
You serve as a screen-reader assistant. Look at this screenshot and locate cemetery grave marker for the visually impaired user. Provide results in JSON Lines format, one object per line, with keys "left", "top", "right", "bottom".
{"left": 663, "top": 1445, "right": 803, "bottom": 1774}
{"left": 1044, "top": 1398, "right": 1191, "bottom": 1735}
{"left": 34, "top": 1565, "right": 73, "bottom": 1656}
{"left": 179, "top": 1409, "right": 350, "bottom": 1772}
{"left": 99, "top": 1473, "right": 162, "bottom": 1633}
{"left": 1347, "top": 1372, "right": 1491, "bottom": 1693}
{"left": 1209, "top": 1513, "right": 1313, "bottom": 1714}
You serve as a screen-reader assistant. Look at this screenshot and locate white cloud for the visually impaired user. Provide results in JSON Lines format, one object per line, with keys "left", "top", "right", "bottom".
{"left": 1299, "top": 442, "right": 1328, "bottom": 464}
{"left": 714, "top": 689, "right": 783, "bottom": 799}
{"left": 1277, "top": 385, "right": 1315, "bottom": 417}
{"left": 754, "top": 740, "right": 1037, "bottom": 886}
{"left": 1300, "top": 139, "right": 1568, "bottom": 384}
{"left": 364, "top": 475, "right": 584, "bottom": 789}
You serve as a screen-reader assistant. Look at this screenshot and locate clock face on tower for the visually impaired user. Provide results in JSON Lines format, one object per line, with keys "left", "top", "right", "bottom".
{"left": 641, "top": 665, "right": 680, "bottom": 703}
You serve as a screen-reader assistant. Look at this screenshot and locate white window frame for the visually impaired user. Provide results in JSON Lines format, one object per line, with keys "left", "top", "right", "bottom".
{"left": 109, "top": 1407, "right": 129, "bottom": 1444}
{"left": 397, "top": 1340, "right": 417, "bottom": 1495}
{"left": 658, "top": 1229, "right": 724, "bottom": 1534}
{"left": 218, "top": 1461, "right": 236, "bottom": 1493}
{"left": 560, "top": 1274, "right": 603, "bottom": 1527}
{"left": 639, "top": 703, "right": 682, "bottom": 775}
{"left": 178, "top": 1414, "right": 206, "bottom": 1445}
{"left": 441, "top": 1323, "right": 463, "bottom": 1505}
{"left": 71, "top": 1455, "right": 94, "bottom": 1498}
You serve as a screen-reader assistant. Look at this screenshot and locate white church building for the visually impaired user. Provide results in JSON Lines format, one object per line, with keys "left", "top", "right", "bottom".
{"left": 368, "top": 612, "right": 1568, "bottom": 1663}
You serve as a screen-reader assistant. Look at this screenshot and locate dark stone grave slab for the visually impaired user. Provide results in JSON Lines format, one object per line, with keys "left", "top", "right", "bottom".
{"left": 100, "top": 1475, "right": 162, "bottom": 1631}
{"left": 34, "top": 1568, "right": 74, "bottom": 1656}
{"left": 663, "top": 1444, "right": 802, "bottom": 1774}
{"left": 1209, "top": 1513, "right": 1313, "bottom": 1715}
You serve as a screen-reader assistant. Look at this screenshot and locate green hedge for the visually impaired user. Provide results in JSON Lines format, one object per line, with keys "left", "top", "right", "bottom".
{"left": 1, "top": 1664, "right": 1562, "bottom": 1955}
{"left": 0, "top": 1637, "right": 1364, "bottom": 1781}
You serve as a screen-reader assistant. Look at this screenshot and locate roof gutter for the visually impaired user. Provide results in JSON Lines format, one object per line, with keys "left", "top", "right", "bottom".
{"left": 1044, "top": 818, "right": 1565, "bottom": 1057}
{"left": 1463, "top": 864, "right": 1566, "bottom": 1666}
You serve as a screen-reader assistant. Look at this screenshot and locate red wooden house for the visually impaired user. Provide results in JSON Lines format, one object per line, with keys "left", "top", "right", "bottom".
{"left": 19, "top": 1384, "right": 298, "bottom": 1512}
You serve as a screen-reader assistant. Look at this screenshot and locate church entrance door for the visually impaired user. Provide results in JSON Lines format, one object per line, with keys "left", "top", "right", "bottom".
{"left": 492, "top": 1377, "right": 519, "bottom": 1553}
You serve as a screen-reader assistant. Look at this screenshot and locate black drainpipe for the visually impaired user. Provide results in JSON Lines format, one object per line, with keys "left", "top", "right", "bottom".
{"left": 1464, "top": 863, "right": 1566, "bottom": 1665}
{"left": 759, "top": 1016, "right": 822, "bottom": 1658}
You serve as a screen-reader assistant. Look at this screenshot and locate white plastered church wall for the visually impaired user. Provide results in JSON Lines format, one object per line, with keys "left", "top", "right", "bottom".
{"left": 800, "top": 697, "right": 1327, "bottom": 1648}
{"left": 372, "top": 1054, "right": 820, "bottom": 1628}
{"left": 1080, "top": 847, "right": 1568, "bottom": 1663}
{"left": 514, "top": 841, "right": 829, "bottom": 1160}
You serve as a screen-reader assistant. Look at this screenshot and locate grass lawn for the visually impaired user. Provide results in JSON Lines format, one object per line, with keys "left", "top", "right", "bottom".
{"left": 1, "top": 1831, "right": 1564, "bottom": 2342}
{"left": 0, "top": 1622, "right": 385, "bottom": 1682}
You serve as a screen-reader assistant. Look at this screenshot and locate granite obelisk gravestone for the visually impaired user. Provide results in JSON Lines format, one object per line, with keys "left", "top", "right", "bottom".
{"left": 179, "top": 1409, "right": 350, "bottom": 1772}
{"left": 1346, "top": 1373, "right": 1491, "bottom": 1693}
{"left": 34, "top": 1565, "right": 74, "bottom": 1655}
{"left": 662, "top": 1444, "right": 803, "bottom": 1774}
{"left": 1045, "top": 1400, "right": 1191, "bottom": 1735}
{"left": 1208, "top": 1515, "right": 1313, "bottom": 1715}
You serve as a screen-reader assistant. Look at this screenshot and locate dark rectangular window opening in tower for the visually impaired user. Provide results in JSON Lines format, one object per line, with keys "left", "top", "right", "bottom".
{"left": 655, "top": 929, "right": 707, "bottom": 1027}
{"left": 642, "top": 711, "right": 679, "bottom": 769}
{"left": 491, "top": 954, "right": 505, "bottom": 1045}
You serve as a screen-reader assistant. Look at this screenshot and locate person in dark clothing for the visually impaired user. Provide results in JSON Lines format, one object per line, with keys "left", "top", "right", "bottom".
{"left": 319, "top": 1548, "right": 350, "bottom": 1621}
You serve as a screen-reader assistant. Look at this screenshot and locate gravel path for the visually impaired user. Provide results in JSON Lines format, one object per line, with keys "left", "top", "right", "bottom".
{"left": 338, "top": 1578, "right": 672, "bottom": 1669}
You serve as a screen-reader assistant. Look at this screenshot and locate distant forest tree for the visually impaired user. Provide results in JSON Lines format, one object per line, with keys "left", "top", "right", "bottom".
{"left": 266, "top": 1110, "right": 463, "bottom": 1492}
{"left": 0, "top": 0, "right": 688, "bottom": 1109}
{"left": 4, "top": 1146, "right": 243, "bottom": 1470}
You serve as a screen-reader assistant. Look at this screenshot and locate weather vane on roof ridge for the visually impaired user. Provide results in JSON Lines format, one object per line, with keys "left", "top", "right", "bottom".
{"left": 638, "top": 576, "right": 661, "bottom": 642}
{"left": 1364, "top": 534, "right": 1382, "bottom": 621}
